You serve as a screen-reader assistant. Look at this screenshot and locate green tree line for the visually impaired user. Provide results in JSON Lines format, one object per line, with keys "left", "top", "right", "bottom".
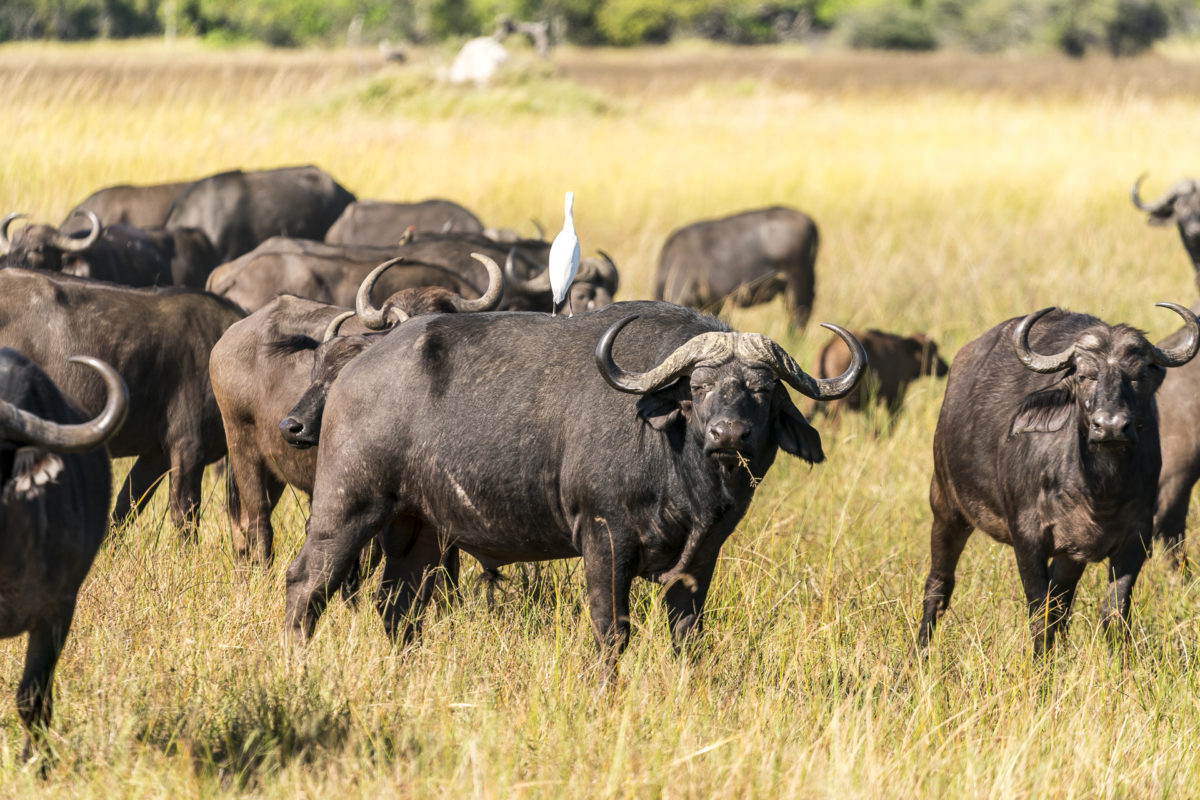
{"left": 2, "top": 0, "right": 1196, "bottom": 55}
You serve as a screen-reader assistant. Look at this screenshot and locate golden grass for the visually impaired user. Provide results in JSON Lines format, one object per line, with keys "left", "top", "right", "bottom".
{"left": 2, "top": 40, "right": 1200, "bottom": 797}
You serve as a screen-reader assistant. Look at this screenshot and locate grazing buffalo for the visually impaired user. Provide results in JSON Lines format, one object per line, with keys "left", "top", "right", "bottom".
{"left": 284, "top": 301, "right": 865, "bottom": 680}
{"left": 64, "top": 179, "right": 190, "bottom": 229}
{"left": 212, "top": 254, "right": 503, "bottom": 562}
{"left": 0, "top": 269, "right": 244, "bottom": 534}
{"left": 656, "top": 206, "right": 818, "bottom": 329}
{"left": 1131, "top": 174, "right": 1200, "bottom": 283}
{"left": 816, "top": 329, "right": 948, "bottom": 415}
{"left": 918, "top": 305, "right": 1199, "bottom": 656}
{"left": 324, "top": 199, "right": 485, "bottom": 245}
{"left": 164, "top": 165, "right": 355, "bottom": 262}
{"left": 1, "top": 212, "right": 173, "bottom": 287}
{"left": 0, "top": 349, "right": 127, "bottom": 757}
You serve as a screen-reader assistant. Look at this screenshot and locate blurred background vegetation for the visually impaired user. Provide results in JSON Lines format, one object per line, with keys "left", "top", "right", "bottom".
{"left": 1, "top": 0, "right": 1197, "bottom": 56}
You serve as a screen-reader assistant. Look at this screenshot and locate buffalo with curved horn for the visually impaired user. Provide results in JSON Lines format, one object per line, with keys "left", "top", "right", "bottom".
{"left": 1131, "top": 173, "right": 1200, "bottom": 285}
{"left": 284, "top": 301, "right": 864, "bottom": 682}
{"left": 355, "top": 252, "right": 505, "bottom": 330}
{"left": 502, "top": 247, "right": 618, "bottom": 314}
{"left": 1, "top": 211, "right": 173, "bottom": 287}
{"left": 0, "top": 349, "right": 127, "bottom": 761}
{"left": 212, "top": 254, "right": 505, "bottom": 563}
{"left": 919, "top": 303, "right": 1199, "bottom": 657}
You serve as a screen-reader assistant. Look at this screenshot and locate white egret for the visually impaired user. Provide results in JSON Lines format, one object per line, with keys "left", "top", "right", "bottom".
{"left": 548, "top": 191, "right": 580, "bottom": 316}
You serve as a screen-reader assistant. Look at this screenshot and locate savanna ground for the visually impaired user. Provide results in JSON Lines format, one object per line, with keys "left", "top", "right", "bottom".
{"left": 2, "top": 38, "right": 1200, "bottom": 798}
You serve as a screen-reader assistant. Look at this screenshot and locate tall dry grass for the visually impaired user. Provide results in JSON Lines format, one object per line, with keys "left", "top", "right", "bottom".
{"left": 1, "top": 40, "right": 1199, "bottom": 798}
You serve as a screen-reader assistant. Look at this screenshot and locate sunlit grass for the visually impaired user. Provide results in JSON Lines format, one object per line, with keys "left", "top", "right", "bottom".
{"left": 1, "top": 41, "right": 1199, "bottom": 797}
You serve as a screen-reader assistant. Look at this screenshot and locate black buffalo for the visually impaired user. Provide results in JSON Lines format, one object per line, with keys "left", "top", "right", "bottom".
{"left": 164, "top": 165, "right": 355, "bottom": 262}
{"left": 656, "top": 206, "right": 818, "bottom": 329}
{"left": 918, "top": 305, "right": 1199, "bottom": 656}
{"left": 1131, "top": 174, "right": 1200, "bottom": 284}
{"left": 1, "top": 212, "right": 173, "bottom": 287}
{"left": 0, "top": 269, "right": 244, "bottom": 534}
{"left": 324, "top": 199, "right": 485, "bottom": 245}
{"left": 64, "top": 179, "right": 190, "bottom": 229}
{"left": 283, "top": 301, "right": 864, "bottom": 680}
{"left": 0, "top": 349, "right": 127, "bottom": 757}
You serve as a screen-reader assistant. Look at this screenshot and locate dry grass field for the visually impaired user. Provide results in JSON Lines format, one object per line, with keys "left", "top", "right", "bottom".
{"left": 2, "top": 38, "right": 1200, "bottom": 798}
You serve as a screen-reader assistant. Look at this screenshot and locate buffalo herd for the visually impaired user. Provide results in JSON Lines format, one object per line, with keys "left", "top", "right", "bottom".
{"left": 2, "top": 162, "right": 1199, "bottom": 756}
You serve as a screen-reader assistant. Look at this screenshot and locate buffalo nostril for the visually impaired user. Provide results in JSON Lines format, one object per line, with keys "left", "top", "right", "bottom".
{"left": 280, "top": 417, "right": 304, "bottom": 436}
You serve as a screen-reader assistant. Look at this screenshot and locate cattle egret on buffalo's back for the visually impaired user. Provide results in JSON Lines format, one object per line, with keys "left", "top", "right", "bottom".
{"left": 549, "top": 191, "right": 580, "bottom": 316}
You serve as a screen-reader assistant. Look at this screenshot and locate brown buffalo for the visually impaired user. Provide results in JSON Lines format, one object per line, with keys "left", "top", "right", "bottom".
{"left": 816, "top": 329, "right": 948, "bottom": 416}
{"left": 211, "top": 254, "right": 503, "bottom": 563}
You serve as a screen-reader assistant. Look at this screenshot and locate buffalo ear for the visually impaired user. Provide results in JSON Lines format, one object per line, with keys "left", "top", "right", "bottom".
{"left": 1010, "top": 387, "right": 1074, "bottom": 436}
{"left": 774, "top": 391, "right": 825, "bottom": 465}
{"left": 637, "top": 387, "right": 690, "bottom": 431}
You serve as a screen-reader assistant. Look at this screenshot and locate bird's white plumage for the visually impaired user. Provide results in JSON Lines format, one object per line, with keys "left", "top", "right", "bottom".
{"left": 548, "top": 191, "right": 581, "bottom": 315}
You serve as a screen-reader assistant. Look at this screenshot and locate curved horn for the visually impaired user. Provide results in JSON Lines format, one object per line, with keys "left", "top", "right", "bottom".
{"left": 322, "top": 310, "right": 356, "bottom": 342}
{"left": 450, "top": 253, "right": 505, "bottom": 312}
{"left": 1131, "top": 172, "right": 1153, "bottom": 212}
{"left": 356, "top": 257, "right": 411, "bottom": 330}
{"left": 0, "top": 213, "right": 28, "bottom": 255}
{"left": 503, "top": 247, "right": 552, "bottom": 292}
{"left": 1013, "top": 307, "right": 1075, "bottom": 374}
{"left": 53, "top": 210, "right": 101, "bottom": 252}
{"left": 596, "top": 315, "right": 701, "bottom": 393}
{"left": 1150, "top": 302, "right": 1200, "bottom": 368}
{"left": 769, "top": 324, "right": 867, "bottom": 400}
{"left": 0, "top": 356, "right": 128, "bottom": 452}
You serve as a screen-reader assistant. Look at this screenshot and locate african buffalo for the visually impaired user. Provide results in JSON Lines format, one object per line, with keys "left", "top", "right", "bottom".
{"left": 64, "top": 179, "right": 190, "bottom": 229}
{"left": 656, "top": 206, "right": 818, "bottom": 329}
{"left": 206, "top": 233, "right": 616, "bottom": 314}
{"left": 212, "top": 254, "right": 503, "bottom": 562}
{"left": 918, "top": 304, "right": 1199, "bottom": 657}
{"left": 324, "top": 199, "right": 485, "bottom": 245}
{"left": 164, "top": 165, "right": 355, "bottom": 262}
{"left": 1, "top": 212, "right": 173, "bottom": 287}
{"left": 816, "top": 329, "right": 948, "bottom": 415}
{"left": 283, "top": 301, "right": 865, "bottom": 680}
{"left": 0, "top": 269, "right": 244, "bottom": 534}
{"left": 0, "top": 349, "right": 127, "bottom": 758}
{"left": 1131, "top": 174, "right": 1200, "bottom": 283}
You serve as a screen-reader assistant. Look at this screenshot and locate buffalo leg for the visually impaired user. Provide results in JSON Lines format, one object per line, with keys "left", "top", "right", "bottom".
{"left": 225, "top": 448, "right": 284, "bottom": 565}
{"left": 1100, "top": 529, "right": 1152, "bottom": 642}
{"left": 168, "top": 447, "right": 206, "bottom": 539}
{"left": 1013, "top": 538, "right": 1082, "bottom": 658}
{"left": 18, "top": 598, "right": 75, "bottom": 762}
{"left": 581, "top": 532, "right": 637, "bottom": 684}
{"left": 663, "top": 557, "right": 718, "bottom": 654}
{"left": 917, "top": 487, "right": 973, "bottom": 649}
{"left": 284, "top": 494, "right": 388, "bottom": 643}
{"left": 374, "top": 519, "right": 444, "bottom": 644}
{"left": 1044, "top": 556, "right": 1087, "bottom": 640}
{"left": 111, "top": 451, "right": 169, "bottom": 529}
{"left": 1153, "top": 470, "right": 1194, "bottom": 574}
